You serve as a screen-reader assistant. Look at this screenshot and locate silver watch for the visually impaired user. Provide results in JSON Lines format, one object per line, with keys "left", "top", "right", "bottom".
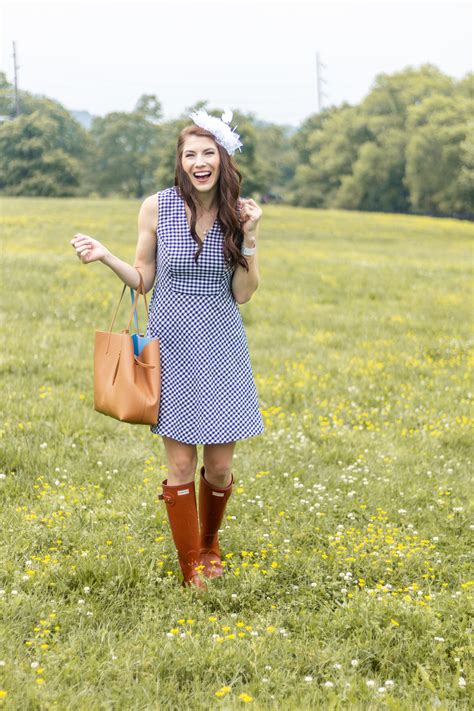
{"left": 241, "top": 244, "right": 256, "bottom": 256}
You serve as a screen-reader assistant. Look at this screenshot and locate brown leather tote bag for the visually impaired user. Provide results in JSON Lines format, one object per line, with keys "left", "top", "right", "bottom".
{"left": 93, "top": 273, "right": 160, "bottom": 425}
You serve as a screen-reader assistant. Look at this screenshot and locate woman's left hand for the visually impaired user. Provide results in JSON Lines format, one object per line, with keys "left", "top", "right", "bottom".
{"left": 238, "top": 198, "right": 262, "bottom": 237}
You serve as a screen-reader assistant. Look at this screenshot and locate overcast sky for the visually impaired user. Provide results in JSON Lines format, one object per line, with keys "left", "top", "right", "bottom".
{"left": 1, "top": 0, "right": 472, "bottom": 127}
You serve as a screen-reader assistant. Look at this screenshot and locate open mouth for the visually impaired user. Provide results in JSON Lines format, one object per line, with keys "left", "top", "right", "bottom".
{"left": 194, "top": 172, "right": 212, "bottom": 183}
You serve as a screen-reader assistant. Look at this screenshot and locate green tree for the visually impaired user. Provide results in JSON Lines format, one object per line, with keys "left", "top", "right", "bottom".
{"left": 405, "top": 92, "right": 474, "bottom": 213}
{"left": 0, "top": 71, "right": 15, "bottom": 116}
{"left": 291, "top": 64, "right": 471, "bottom": 215}
{"left": 334, "top": 128, "right": 409, "bottom": 212}
{"left": 88, "top": 96, "right": 162, "bottom": 197}
{"left": 360, "top": 63, "right": 455, "bottom": 127}
{"left": 0, "top": 103, "right": 88, "bottom": 196}
{"left": 290, "top": 104, "right": 371, "bottom": 207}
{"left": 134, "top": 94, "right": 163, "bottom": 124}
{"left": 252, "top": 121, "right": 297, "bottom": 199}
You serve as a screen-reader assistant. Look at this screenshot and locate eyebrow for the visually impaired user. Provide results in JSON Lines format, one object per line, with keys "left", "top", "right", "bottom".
{"left": 184, "top": 148, "right": 215, "bottom": 154}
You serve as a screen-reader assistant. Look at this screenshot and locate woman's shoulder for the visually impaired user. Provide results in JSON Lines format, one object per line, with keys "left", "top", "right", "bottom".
{"left": 140, "top": 186, "right": 177, "bottom": 212}
{"left": 160, "top": 185, "right": 179, "bottom": 198}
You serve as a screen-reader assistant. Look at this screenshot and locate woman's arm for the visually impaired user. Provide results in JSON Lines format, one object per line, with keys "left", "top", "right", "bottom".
{"left": 231, "top": 226, "right": 260, "bottom": 304}
{"left": 70, "top": 195, "right": 158, "bottom": 293}
{"left": 231, "top": 198, "right": 262, "bottom": 304}
{"left": 102, "top": 195, "right": 158, "bottom": 292}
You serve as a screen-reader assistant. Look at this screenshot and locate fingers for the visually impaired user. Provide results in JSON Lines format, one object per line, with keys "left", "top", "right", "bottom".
{"left": 239, "top": 198, "right": 258, "bottom": 205}
{"left": 71, "top": 233, "right": 93, "bottom": 262}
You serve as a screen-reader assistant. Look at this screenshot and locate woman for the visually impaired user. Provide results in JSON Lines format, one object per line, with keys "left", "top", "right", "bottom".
{"left": 71, "top": 108, "right": 264, "bottom": 592}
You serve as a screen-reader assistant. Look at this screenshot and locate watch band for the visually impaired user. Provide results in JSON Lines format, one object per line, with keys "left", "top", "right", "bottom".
{"left": 241, "top": 244, "right": 256, "bottom": 256}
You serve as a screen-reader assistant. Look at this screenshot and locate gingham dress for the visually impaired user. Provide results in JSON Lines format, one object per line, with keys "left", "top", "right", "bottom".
{"left": 146, "top": 185, "right": 265, "bottom": 445}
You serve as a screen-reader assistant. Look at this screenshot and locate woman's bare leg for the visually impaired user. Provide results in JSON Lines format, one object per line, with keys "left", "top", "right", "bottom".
{"left": 202, "top": 441, "right": 236, "bottom": 487}
{"left": 161, "top": 435, "right": 198, "bottom": 485}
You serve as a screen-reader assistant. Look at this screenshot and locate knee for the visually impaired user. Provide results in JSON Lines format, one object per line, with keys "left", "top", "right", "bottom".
{"left": 169, "top": 453, "right": 197, "bottom": 483}
{"left": 204, "top": 462, "right": 232, "bottom": 488}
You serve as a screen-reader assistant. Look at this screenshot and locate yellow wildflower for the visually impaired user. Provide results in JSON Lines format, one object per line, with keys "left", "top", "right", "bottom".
{"left": 238, "top": 692, "right": 253, "bottom": 702}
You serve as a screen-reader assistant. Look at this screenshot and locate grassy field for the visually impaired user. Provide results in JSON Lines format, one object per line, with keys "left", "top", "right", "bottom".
{"left": 0, "top": 197, "right": 473, "bottom": 709}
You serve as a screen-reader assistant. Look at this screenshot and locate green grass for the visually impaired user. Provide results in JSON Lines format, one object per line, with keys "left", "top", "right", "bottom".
{"left": 0, "top": 197, "right": 473, "bottom": 709}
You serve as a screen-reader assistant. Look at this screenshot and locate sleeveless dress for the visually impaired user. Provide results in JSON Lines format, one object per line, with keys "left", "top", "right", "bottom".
{"left": 146, "top": 186, "right": 265, "bottom": 445}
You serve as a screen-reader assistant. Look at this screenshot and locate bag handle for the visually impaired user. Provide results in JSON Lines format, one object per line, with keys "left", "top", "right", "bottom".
{"left": 107, "top": 270, "right": 148, "bottom": 342}
{"left": 131, "top": 288, "right": 139, "bottom": 333}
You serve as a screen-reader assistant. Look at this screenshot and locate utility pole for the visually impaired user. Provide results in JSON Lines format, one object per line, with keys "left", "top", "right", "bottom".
{"left": 12, "top": 41, "right": 20, "bottom": 116}
{"left": 316, "top": 51, "right": 327, "bottom": 112}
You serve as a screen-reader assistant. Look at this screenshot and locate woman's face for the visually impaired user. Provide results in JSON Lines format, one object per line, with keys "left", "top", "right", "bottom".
{"left": 181, "top": 135, "right": 221, "bottom": 195}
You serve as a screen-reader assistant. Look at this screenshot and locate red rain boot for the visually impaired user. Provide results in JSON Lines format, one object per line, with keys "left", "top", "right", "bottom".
{"left": 159, "top": 478, "right": 208, "bottom": 591}
{"left": 198, "top": 465, "right": 233, "bottom": 578}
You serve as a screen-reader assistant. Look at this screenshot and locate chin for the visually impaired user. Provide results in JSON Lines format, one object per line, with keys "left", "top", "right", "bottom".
{"left": 194, "top": 182, "right": 216, "bottom": 191}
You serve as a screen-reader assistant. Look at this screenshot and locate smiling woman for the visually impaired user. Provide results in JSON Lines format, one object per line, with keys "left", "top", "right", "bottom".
{"left": 70, "top": 107, "right": 265, "bottom": 592}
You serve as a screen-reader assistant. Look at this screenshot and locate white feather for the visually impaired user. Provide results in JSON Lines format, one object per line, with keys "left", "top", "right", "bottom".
{"left": 221, "top": 107, "right": 233, "bottom": 124}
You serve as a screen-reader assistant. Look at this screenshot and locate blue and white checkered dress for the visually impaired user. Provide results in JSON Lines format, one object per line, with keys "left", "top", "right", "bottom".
{"left": 146, "top": 186, "right": 265, "bottom": 445}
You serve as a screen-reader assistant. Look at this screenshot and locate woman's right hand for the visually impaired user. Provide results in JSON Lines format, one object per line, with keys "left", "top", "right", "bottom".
{"left": 70, "top": 233, "right": 109, "bottom": 264}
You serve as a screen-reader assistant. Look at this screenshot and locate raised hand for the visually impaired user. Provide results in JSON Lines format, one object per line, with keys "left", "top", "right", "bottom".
{"left": 70, "top": 233, "right": 109, "bottom": 264}
{"left": 238, "top": 198, "right": 262, "bottom": 236}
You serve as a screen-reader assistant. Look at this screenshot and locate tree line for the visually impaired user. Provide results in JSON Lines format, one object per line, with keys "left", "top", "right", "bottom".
{"left": 0, "top": 64, "right": 472, "bottom": 217}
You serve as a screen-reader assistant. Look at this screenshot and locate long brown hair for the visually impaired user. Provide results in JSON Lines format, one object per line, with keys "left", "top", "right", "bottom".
{"left": 175, "top": 125, "right": 249, "bottom": 271}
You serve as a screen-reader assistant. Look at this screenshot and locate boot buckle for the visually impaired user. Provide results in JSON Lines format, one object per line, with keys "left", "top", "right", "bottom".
{"left": 159, "top": 492, "right": 175, "bottom": 505}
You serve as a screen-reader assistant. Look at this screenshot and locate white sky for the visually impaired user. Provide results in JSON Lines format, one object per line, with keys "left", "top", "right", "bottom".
{"left": 1, "top": 0, "right": 472, "bottom": 127}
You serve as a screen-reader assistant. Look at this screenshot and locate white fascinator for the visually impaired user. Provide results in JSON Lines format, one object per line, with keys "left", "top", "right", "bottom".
{"left": 189, "top": 107, "right": 243, "bottom": 156}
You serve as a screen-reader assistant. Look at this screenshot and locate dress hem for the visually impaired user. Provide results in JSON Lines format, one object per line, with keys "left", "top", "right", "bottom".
{"left": 149, "top": 425, "right": 265, "bottom": 445}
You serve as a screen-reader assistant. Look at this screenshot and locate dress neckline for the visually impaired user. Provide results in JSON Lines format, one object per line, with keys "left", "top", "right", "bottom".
{"left": 175, "top": 186, "right": 219, "bottom": 244}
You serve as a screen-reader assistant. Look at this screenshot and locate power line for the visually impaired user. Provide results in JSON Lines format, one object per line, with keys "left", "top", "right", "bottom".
{"left": 316, "top": 51, "right": 328, "bottom": 112}
{"left": 12, "top": 41, "right": 20, "bottom": 116}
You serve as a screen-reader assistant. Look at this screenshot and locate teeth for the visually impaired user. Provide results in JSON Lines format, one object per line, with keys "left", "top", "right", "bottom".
{"left": 195, "top": 172, "right": 211, "bottom": 177}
